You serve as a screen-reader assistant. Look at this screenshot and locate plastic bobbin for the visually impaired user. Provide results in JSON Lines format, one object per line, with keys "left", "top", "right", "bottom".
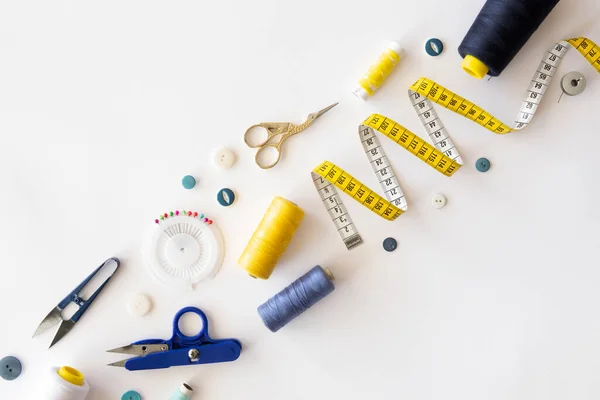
{"left": 561, "top": 71, "right": 586, "bottom": 96}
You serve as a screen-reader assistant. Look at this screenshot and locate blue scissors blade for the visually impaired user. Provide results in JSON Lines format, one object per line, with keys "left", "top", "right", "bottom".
{"left": 120, "top": 340, "right": 242, "bottom": 371}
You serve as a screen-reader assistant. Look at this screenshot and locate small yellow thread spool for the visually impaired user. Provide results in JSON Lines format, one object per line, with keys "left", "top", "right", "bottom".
{"left": 354, "top": 41, "right": 404, "bottom": 100}
{"left": 238, "top": 197, "right": 304, "bottom": 280}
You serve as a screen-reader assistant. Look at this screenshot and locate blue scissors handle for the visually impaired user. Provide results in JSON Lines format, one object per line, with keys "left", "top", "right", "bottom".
{"left": 171, "top": 306, "right": 210, "bottom": 347}
{"left": 122, "top": 306, "right": 242, "bottom": 371}
{"left": 124, "top": 340, "right": 242, "bottom": 371}
{"left": 57, "top": 258, "right": 120, "bottom": 323}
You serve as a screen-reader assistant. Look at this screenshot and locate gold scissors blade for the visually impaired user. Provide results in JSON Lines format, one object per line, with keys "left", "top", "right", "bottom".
{"left": 313, "top": 102, "right": 339, "bottom": 120}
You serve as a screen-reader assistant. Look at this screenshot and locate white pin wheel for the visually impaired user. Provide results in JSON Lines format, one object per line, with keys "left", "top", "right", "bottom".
{"left": 142, "top": 214, "right": 224, "bottom": 291}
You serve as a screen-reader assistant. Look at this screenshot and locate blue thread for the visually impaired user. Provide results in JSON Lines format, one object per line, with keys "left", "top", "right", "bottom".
{"left": 257, "top": 266, "right": 335, "bottom": 332}
{"left": 458, "top": 0, "right": 559, "bottom": 77}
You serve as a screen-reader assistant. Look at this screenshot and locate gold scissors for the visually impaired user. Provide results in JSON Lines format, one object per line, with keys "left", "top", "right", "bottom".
{"left": 244, "top": 103, "right": 338, "bottom": 169}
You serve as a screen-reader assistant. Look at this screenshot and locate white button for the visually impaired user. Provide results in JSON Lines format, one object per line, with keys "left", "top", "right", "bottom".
{"left": 128, "top": 293, "right": 152, "bottom": 317}
{"left": 212, "top": 148, "right": 236, "bottom": 169}
{"left": 431, "top": 193, "right": 447, "bottom": 209}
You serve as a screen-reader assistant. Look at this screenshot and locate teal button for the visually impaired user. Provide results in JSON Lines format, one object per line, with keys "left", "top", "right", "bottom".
{"left": 181, "top": 175, "right": 196, "bottom": 189}
{"left": 217, "top": 188, "right": 235, "bottom": 207}
{"left": 382, "top": 237, "right": 397, "bottom": 252}
{"left": 476, "top": 157, "right": 491, "bottom": 172}
{"left": 0, "top": 356, "right": 22, "bottom": 381}
{"left": 425, "top": 38, "right": 443, "bottom": 56}
{"left": 122, "top": 390, "right": 142, "bottom": 400}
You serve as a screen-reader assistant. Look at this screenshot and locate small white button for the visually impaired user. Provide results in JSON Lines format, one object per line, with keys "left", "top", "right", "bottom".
{"left": 431, "top": 193, "right": 447, "bottom": 209}
{"left": 128, "top": 293, "right": 152, "bottom": 317}
{"left": 212, "top": 148, "right": 236, "bottom": 169}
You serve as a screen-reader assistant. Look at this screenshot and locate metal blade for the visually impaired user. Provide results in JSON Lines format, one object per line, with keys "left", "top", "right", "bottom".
{"left": 106, "top": 344, "right": 169, "bottom": 356}
{"left": 32, "top": 307, "right": 63, "bottom": 338}
{"left": 107, "top": 359, "right": 129, "bottom": 368}
{"left": 49, "top": 319, "right": 75, "bottom": 348}
{"left": 314, "top": 102, "right": 338, "bottom": 119}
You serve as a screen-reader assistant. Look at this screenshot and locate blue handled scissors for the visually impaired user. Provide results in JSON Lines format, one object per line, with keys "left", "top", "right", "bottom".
{"left": 32, "top": 257, "right": 120, "bottom": 348}
{"left": 107, "top": 307, "right": 242, "bottom": 371}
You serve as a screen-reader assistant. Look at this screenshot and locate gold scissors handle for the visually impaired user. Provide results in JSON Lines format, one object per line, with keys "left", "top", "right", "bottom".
{"left": 244, "top": 122, "right": 292, "bottom": 148}
{"left": 244, "top": 103, "right": 338, "bottom": 169}
{"left": 244, "top": 122, "right": 295, "bottom": 169}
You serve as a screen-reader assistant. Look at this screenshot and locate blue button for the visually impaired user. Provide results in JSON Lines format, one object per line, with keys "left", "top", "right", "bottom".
{"left": 0, "top": 356, "right": 22, "bottom": 381}
{"left": 475, "top": 157, "right": 491, "bottom": 172}
{"left": 122, "top": 390, "right": 142, "bottom": 400}
{"left": 181, "top": 175, "right": 196, "bottom": 189}
{"left": 383, "top": 237, "right": 397, "bottom": 252}
{"left": 425, "top": 38, "right": 444, "bottom": 56}
{"left": 217, "top": 188, "right": 235, "bottom": 207}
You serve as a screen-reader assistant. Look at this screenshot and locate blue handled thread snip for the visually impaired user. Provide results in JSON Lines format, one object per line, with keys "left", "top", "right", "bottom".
{"left": 106, "top": 306, "right": 241, "bottom": 371}
{"left": 32, "top": 258, "right": 121, "bottom": 348}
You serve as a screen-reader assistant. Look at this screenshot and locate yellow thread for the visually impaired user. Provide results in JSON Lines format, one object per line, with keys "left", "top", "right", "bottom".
{"left": 58, "top": 366, "right": 84, "bottom": 386}
{"left": 354, "top": 42, "right": 403, "bottom": 100}
{"left": 313, "top": 161, "right": 404, "bottom": 221}
{"left": 238, "top": 197, "right": 304, "bottom": 280}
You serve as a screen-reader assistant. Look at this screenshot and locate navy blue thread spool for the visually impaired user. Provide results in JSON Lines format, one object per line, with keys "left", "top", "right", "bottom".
{"left": 458, "top": 0, "right": 560, "bottom": 79}
{"left": 257, "top": 266, "right": 335, "bottom": 332}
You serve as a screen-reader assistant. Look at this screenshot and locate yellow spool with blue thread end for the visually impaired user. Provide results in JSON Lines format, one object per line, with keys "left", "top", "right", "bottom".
{"left": 461, "top": 55, "right": 489, "bottom": 79}
{"left": 238, "top": 196, "right": 304, "bottom": 280}
{"left": 353, "top": 41, "right": 404, "bottom": 100}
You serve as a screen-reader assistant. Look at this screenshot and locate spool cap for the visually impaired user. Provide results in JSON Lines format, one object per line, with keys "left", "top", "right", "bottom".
{"left": 170, "top": 383, "right": 194, "bottom": 400}
{"left": 462, "top": 55, "right": 489, "bottom": 79}
{"left": 58, "top": 366, "right": 84, "bottom": 386}
{"left": 179, "top": 383, "right": 193, "bottom": 396}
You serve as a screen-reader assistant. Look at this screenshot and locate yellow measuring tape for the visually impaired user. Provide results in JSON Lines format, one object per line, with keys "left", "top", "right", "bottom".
{"left": 411, "top": 38, "right": 599, "bottom": 134}
{"left": 314, "top": 37, "right": 598, "bottom": 250}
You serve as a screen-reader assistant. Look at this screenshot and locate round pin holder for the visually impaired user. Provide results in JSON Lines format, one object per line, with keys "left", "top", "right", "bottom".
{"left": 142, "top": 212, "right": 224, "bottom": 291}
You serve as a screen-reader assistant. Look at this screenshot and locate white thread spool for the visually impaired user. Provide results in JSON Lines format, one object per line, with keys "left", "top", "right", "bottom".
{"left": 42, "top": 366, "right": 90, "bottom": 400}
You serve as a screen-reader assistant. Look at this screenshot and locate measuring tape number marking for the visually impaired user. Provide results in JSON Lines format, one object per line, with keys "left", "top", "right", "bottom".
{"left": 312, "top": 110, "right": 464, "bottom": 249}
{"left": 313, "top": 37, "right": 598, "bottom": 249}
{"left": 411, "top": 38, "right": 599, "bottom": 135}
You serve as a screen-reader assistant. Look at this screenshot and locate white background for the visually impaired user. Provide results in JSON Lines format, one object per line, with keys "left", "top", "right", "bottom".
{"left": 1, "top": 0, "right": 600, "bottom": 399}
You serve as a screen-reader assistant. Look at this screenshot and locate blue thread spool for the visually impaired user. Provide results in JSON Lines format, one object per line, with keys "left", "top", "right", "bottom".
{"left": 257, "top": 266, "right": 335, "bottom": 332}
{"left": 458, "top": 0, "right": 559, "bottom": 78}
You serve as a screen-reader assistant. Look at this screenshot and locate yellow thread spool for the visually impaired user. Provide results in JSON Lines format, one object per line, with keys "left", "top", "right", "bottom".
{"left": 238, "top": 197, "right": 304, "bottom": 280}
{"left": 354, "top": 41, "right": 404, "bottom": 101}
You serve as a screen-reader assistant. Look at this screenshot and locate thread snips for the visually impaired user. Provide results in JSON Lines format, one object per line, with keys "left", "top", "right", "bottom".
{"left": 33, "top": 257, "right": 121, "bottom": 348}
{"left": 107, "top": 306, "right": 242, "bottom": 371}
